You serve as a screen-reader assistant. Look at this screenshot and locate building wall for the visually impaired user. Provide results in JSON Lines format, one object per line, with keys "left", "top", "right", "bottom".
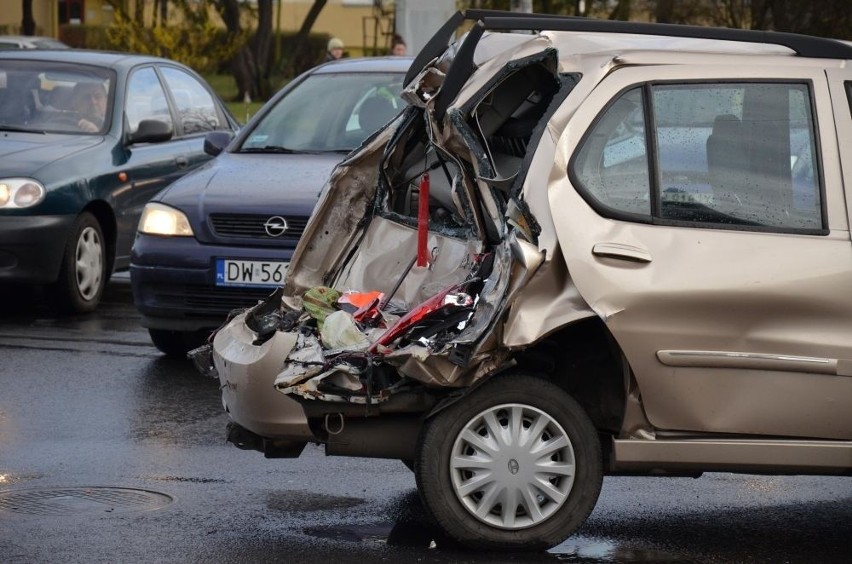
{"left": 0, "top": 1, "right": 394, "bottom": 53}
{"left": 1, "top": 0, "right": 59, "bottom": 37}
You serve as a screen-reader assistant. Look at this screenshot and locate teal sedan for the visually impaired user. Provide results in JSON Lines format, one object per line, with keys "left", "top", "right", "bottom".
{"left": 0, "top": 49, "right": 238, "bottom": 312}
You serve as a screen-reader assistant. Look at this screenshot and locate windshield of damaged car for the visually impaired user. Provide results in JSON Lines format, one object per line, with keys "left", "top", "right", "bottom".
{"left": 239, "top": 72, "right": 405, "bottom": 153}
{"left": 0, "top": 61, "right": 114, "bottom": 134}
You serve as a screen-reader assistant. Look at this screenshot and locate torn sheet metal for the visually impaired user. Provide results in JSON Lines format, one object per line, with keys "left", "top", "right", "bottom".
{"left": 258, "top": 30, "right": 584, "bottom": 407}
{"left": 278, "top": 362, "right": 392, "bottom": 405}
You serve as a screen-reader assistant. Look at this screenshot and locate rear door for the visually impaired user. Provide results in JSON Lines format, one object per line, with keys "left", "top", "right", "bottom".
{"left": 553, "top": 63, "right": 852, "bottom": 440}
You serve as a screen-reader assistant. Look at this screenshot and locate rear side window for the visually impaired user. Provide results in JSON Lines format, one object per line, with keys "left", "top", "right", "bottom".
{"left": 573, "top": 82, "right": 823, "bottom": 232}
{"left": 160, "top": 66, "right": 223, "bottom": 134}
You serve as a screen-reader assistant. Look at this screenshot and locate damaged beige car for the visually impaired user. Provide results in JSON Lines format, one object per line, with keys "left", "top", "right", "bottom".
{"left": 201, "top": 11, "right": 852, "bottom": 551}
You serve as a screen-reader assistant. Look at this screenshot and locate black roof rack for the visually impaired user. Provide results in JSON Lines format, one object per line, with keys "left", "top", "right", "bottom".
{"left": 407, "top": 10, "right": 852, "bottom": 121}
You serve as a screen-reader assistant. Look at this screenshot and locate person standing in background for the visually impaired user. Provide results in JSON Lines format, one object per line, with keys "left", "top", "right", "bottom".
{"left": 390, "top": 35, "right": 407, "bottom": 56}
{"left": 325, "top": 37, "right": 344, "bottom": 61}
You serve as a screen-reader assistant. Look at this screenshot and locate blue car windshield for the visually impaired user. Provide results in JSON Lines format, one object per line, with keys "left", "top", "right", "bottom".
{"left": 0, "top": 60, "right": 114, "bottom": 134}
{"left": 240, "top": 71, "right": 405, "bottom": 153}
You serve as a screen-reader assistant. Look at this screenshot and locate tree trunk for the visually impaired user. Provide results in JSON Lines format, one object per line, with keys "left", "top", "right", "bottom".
{"left": 135, "top": 0, "right": 145, "bottom": 25}
{"left": 22, "top": 0, "right": 35, "bottom": 35}
{"left": 253, "top": 0, "right": 274, "bottom": 99}
{"left": 291, "top": 0, "right": 328, "bottom": 75}
{"left": 655, "top": 0, "right": 675, "bottom": 23}
{"left": 218, "top": 0, "right": 328, "bottom": 101}
{"left": 608, "top": 0, "right": 631, "bottom": 21}
{"left": 216, "top": 0, "right": 252, "bottom": 102}
{"left": 160, "top": 0, "right": 168, "bottom": 24}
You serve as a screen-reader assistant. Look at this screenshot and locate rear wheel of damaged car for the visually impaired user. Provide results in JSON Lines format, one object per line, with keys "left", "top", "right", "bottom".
{"left": 46, "top": 211, "right": 107, "bottom": 314}
{"left": 415, "top": 373, "right": 603, "bottom": 551}
{"left": 148, "top": 328, "right": 209, "bottom": 358}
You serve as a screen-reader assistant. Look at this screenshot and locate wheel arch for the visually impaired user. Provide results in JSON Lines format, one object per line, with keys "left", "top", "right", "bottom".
{"left": 511, "top": 316, "right": 628, "bottom": 436}
{"left": 425, "top": 316, "right": 628, "bottom": 441}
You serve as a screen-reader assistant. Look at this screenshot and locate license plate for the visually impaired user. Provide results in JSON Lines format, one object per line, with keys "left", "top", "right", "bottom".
{"left": 215, "top": 259, "right": 288, "bottom": 287}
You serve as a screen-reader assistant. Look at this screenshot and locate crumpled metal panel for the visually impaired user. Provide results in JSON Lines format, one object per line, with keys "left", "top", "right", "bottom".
{"left": 282, "top": 126, "right": 395, "bottom": 302}
{"left": 333, "top": 215, "right": 482, "bottom": 309}
{"left": 266, "top": 30, "right": 605, "bottom": 405}
{"left": 382, "top": 343, "right": 509, "bottom": 388}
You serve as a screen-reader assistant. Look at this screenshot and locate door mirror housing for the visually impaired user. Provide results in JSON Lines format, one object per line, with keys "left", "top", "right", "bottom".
{"left": 203, "top": 130, "right": 235, "bottom": 156}
{"left": 126, "top": 119, "right": 173, "bottom": 145}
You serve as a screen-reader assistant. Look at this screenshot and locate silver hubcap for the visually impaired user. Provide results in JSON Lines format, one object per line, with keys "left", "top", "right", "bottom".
{"left": 450, "top": 403, "right": 575, "bottom": 530}
{"left": 75, "top": 226, "right": 103, "bottom": 301}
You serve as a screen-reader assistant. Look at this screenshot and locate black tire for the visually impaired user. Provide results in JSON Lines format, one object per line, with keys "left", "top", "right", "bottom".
{"left": 45, "top": 211, "right": 106, "bottom": 314}
{"left": 415, "top": 372, "right": 603, "bottom": 551}
{"left": 148, "top": 328, "right": 209, "bottom": 358}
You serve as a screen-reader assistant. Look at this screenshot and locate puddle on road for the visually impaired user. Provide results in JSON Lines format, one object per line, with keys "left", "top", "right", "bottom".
{"left": 0, "top": 473, "right": 45, "bottom": 486}
{"left": 267, "top": 490, "right": 365, "bottom": 512}
{"left": 303, "top": 523, "right": 393, "bottom": 544}
{"left": 143, "top": 475, "right": 230, "bottom": 484}
{"left": 301, "top": 525, "right": 693, "bottom": 562}
{"left": 550, "top": 536, "right": 694, "bottom": 562}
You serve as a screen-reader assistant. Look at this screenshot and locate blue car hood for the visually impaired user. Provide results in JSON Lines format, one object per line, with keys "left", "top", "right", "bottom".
{"left": 0, "top": 132, "right": 103, "bottom": 177}
{"left": 157, "top": 151, "right": 344, "bottom": 220}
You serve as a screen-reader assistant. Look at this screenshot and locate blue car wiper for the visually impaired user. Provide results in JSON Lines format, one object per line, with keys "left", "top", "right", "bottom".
{"left": 239, "top": 145, "right": 298, "bottom": 154}
{"left": 0, "top": 124, "right": 45, "bottom": 134}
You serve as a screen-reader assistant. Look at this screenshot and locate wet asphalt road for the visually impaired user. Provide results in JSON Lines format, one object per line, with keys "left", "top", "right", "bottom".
{"left": 0, "top": 277, "right": 850, "bottom": 564}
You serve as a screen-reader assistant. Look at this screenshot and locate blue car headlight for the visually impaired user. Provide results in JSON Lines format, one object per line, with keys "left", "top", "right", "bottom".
{"left": 138, "top": 202, "right": 195, "bottom": 236}
{"left": 0, "top": 178, "right": 46, "bottom": 209}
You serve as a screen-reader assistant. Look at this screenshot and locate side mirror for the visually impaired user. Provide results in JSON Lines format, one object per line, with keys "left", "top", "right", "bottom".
{"left": 126, "top": 119, "right": 173, "bottom": 145}
{"left": 203, "top": 130, "right": 235, "bottom": 156}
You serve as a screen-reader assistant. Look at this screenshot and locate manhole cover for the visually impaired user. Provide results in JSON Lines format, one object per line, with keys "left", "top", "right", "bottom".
{"left": 0, "top": 487, "right": 173, "bottom": 516}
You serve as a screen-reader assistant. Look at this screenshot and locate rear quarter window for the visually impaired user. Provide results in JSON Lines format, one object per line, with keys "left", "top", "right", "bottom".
{"left": 572, "top": 81, "right": 823, "bottom": 233}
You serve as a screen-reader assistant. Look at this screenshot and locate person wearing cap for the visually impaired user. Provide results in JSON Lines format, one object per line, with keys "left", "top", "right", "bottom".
{"left": 325, "top": 37, "right": 344, "bottom": 61}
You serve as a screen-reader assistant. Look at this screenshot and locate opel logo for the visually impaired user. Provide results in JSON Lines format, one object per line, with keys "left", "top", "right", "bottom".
{"left": 508, "top": 459, "right": 520, "bottom": 475}
{"left": 263, "top": 216, "right": 289, "bottom": 237}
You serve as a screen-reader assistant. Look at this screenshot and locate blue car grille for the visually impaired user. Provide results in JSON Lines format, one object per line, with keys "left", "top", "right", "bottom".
{"left": 151, "top": 284, "right": 274, "bottom": 317}
{"left": 209, "top": 213, "right": 309, "bottom": 239}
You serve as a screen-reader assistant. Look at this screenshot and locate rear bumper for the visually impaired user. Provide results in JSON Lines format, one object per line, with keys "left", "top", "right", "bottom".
{"left": 212, "top": 311, "right": 313, "bottom": 441}
{"left": 0, "top": 214, "right": 74, "bottom": 284}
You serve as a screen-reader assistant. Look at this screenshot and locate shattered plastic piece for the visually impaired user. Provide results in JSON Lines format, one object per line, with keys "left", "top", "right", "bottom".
{"left": 245, "top": 287, "right": 284, "bottom": 341}
{"left": 371, "top": 281, "right": 475, "bottom": 351}
{"left": 288, "top": 333, "right": 325, "bottom": 364}
{"left": 320, "top": 310, "right": 370, "bottom": 351}
{"left": 352, "top": 297, "right": 382, "bottom": 325}
{"left": 303, "top": 286, "right": 341, "bottom": 330}
{"left": 339, "top": 290, "right": 384, "bottom": 310}
{"left": 188, "top": 343, "right": 217, "bottom": 379}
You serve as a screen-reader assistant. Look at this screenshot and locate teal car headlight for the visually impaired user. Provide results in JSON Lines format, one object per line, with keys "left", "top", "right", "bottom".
{"left": 0, "top": 178, "right": 46, "bottom": 209}
{"left": 138, "top": 202, "right": 194, "bottom": 236}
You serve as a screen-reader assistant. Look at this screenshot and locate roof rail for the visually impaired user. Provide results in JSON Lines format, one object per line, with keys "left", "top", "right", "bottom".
{"left": 482, "top": 15, "right": 852, "bottom": 60}
{"left": 411, "top": 10, "right": 852, "bottom": 122}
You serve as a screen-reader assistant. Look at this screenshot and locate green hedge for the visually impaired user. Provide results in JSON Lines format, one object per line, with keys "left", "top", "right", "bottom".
{"left": 59, "top": 23, "right": 332, "bottom": 79}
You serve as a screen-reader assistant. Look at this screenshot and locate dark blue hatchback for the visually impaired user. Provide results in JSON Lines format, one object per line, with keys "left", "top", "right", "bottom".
{"left": 130, "top": 57, "right": 410, "bottom": 356}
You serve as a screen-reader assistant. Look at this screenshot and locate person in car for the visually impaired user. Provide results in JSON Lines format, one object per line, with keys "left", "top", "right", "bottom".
{"left": 72, "top": 82, "right": 107, "bottom": 132}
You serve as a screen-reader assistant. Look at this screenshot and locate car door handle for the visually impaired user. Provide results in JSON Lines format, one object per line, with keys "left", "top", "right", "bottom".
{"left": 592, "top": 242, "right": 652, "bottom": 263}
{"left": 175, "top": 156, "right": 189, "bottom": 169}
